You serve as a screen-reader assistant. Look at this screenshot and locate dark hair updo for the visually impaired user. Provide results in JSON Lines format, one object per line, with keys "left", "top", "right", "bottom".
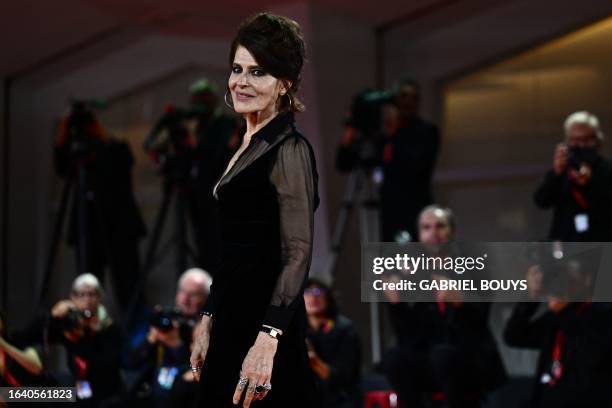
{"left": 230, "top": 12, "right": 306, "bottom": 113}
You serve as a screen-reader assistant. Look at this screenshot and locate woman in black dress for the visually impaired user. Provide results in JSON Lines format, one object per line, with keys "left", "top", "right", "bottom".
{"left": 190, "top": 12, "right": 320, "bottom": 408}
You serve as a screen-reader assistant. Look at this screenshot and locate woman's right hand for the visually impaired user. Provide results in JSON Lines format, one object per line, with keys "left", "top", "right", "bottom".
{"left": 190, "top": 315, "right": 212, "bottom": 382}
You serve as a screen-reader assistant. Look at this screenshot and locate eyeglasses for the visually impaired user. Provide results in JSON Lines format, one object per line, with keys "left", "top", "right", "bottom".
{"left": 304, "top": 287, "right": 325, "bottom": 297}
{"left": 72, "top": 291, "right": 99, "bottom": 299}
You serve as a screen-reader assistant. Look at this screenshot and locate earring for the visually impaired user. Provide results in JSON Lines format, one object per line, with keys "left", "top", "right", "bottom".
{"left": 224, "top": 90, "right": 234, "bottom": 109}
{"left": 285, "top": 93, "right": 293, "bottom": 111}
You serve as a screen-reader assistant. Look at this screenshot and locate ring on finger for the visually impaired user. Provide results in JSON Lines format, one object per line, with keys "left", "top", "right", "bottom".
{"left": 254, "top": 384, "right": 265, "bottom": 394}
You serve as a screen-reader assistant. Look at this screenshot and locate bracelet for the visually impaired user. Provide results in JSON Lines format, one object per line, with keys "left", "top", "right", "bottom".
{"left": 199, "top": 311, "right": 213, "bottom": 318}
{"left": 260, "top": 325, "right": 282, "bottom": 339}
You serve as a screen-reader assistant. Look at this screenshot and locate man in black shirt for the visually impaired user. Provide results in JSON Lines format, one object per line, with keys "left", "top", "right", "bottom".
{"left": 335, "top": 79, "right": 440, "bottom": 242}
{"left": 125, "top": 268, "right": 211, "bottom": 407}
{"left": 381, "top": 205, "right": 506, "bottom": 408}
{"left": 504, "top": 258, "right": 612, "bottom": 408}
{"left": 534, "top": 111, "right": 612, "bottom": 241}
{"left": 380, "top": 79, "right": 440, "bottom": 242}
{"left": 14, "top": 274, "right": 124, "bottom": 406}
{"left": 54, "top": 107, "right": 146, "bottom": 311}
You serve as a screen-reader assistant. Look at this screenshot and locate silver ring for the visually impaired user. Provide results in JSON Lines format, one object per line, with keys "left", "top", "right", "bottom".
{"left": 191, "top": 367, "right": 199, "bottom": 373}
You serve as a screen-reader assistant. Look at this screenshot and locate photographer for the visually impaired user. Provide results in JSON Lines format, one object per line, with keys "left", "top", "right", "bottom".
{"left": 45, "top": 274, "right": 123, "bottom": 406}
{"left": 336, "top": 79, "right": 440, "bottom": 242}
{"left": 54, "top": 104, "right": 146, "bottom": 310}
{"left": 381, "top": 79, "right": 440, "bottom": 242}
{"left": 504, "top": 251, "right": 612, "bottom": 407}
{"left": 304, "top": 279, "right": 361, "bottom": 408}
{"left": 534, "top": 111, "right": 612, "bottom": 241}
{"left": 381, "top": 205, "right": 506, "bottom": 408}
{"left": 126, "top": 268, "right": 211, "bottom": 407}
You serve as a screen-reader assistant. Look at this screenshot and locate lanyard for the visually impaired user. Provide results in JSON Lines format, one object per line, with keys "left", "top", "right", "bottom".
{"left": 568, "top": 169, "right": 589, "bottom": 210}
{"left": 546, "top": 303, "right": 591, "bottom": 387}
{"left": 74, "top": 356, "right": 88, "bottom": 380}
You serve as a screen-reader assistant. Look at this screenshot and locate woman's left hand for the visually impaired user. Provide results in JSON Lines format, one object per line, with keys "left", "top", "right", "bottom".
{"left": 233, "top": 332, "right": 277, "bottom": 407}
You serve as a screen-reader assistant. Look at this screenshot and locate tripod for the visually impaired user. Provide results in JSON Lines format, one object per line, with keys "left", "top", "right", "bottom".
{"left": 39, "top": 155, "right": 107, "bottom": 308}
{"left": 123, "top": 114, "right": 199, "bottom": 330}
{"left": 142, "top": 173, "right": 198, "bottom": 278}
{"left": 323, "top": 167, "right": 384, "bottom": 363}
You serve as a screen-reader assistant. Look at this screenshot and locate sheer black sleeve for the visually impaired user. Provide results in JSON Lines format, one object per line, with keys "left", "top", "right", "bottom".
{"left": 264, "top": 135, "right": 319, "bottom": 332}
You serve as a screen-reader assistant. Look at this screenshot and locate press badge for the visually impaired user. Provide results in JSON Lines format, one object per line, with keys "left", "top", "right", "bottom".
{"left": 574, "top": 213, "right": 589, "bottom": 233}
{"left": 158, "top": 367, "right": 179, "bottom": 390}
{"left": 76, "top": 380, "right": 93, "bottom": 399}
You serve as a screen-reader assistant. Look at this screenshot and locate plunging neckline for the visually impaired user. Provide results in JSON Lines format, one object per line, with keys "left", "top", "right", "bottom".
{"left": 213, "top": 137, "right": 253, "bottom": 197}
{"left": 211, "top": 112, "right": 295, "bottom": 199}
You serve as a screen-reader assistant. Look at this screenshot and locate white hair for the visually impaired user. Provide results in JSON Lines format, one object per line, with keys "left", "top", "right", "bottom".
{"left": 71, "top": 273, "right": 110, "bottom": 325}
{"left": 72, "top": 273, "right": 102, "bottom": 294}
{"left": 178, "top": 268, "right": 212, "bottom": 293}
{"left": 419, "top": 204, "right": 456, "bottom": 231}
{"left": 564, "top": 111, "right": 604, "bottom": 142}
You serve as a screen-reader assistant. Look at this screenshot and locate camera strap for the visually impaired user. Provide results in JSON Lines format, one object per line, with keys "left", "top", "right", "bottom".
{"left": 567, "top": 169, "right": 589, "bottom": 210}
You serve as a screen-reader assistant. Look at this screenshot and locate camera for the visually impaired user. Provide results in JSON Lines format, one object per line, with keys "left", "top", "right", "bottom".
{"left": 341, "top": 89, "right": 395, "bottom": 170}
{"left": 59, "top": 308, "right": 93, "bottom": 331}
{"left": 526, "top": 243, "right": 599, "bottom": 299}
{"left": 567, "top": 146, "right": 598, "bottom": 169}
{"left": 149, "top": 307, "right": 183, "bottom": 332}
{"left": 348, "top": 89, "right": 395, "bottom": 135}
{"left": 142, "top": 104, "right": 198, "bottom": 182}
{"left": 64, "top": 100, "right": 106, "bottom": 158}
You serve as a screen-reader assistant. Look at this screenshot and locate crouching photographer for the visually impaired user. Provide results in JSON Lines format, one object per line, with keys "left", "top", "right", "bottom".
{"left": 125, "top": 268, "right": 210, "bottom": 407}
{"left": 48, "top": 273, "right": 123, "bottom": 407}
{"left": 504, "top": 244, "right": 612, "bottom": 408}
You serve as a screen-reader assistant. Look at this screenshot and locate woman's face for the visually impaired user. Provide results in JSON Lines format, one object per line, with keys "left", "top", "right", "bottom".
{"left": 304, "top": 286, "right": 327, "bottom": 316}
{"left": 228, "top": 45, "right": 286, "bottom": 116}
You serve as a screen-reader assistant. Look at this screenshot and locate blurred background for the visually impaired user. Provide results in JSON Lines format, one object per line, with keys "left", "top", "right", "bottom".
{"left": 2, "top": 1, "right": 612, "bottom": 406}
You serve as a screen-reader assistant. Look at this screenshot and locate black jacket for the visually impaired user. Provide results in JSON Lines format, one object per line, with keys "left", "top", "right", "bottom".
{"left": 534, "top": 157, "right": 612, "bottom": 241}
{"left": 13, "top": 313, "right": 124, "bottom": 404}
{"left": 307, "top": 315, "right": 361, "bottom": 408}
{"left": 381, "top": 117, "right": 440, "bottom": 241}
{"left": 336, "top": 116, "right": 439, "bottom": 240}
{"left": 504, "top": 302, "right": 612, "bottom": 407}
{"left": 388, "top": 302, "right": 506, "bottom": 391}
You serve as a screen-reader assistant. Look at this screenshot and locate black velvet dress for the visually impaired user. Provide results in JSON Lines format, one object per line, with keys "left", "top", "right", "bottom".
{"left": 197, "top": 112, "right": 321, "bottom": 407}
